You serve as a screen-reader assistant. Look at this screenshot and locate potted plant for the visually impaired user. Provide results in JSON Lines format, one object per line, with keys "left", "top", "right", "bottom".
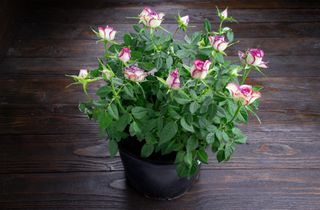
{"left": 67, "top": 7, "right": 267, "bottom": 200}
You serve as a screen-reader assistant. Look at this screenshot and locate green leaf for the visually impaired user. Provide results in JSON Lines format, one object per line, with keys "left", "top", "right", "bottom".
{"left": 133, "top": 24, "right": 141, "bottom": 33}
{"left": 114, "top": 113, "right": 131, "bottom": 132}
{"left": 186, "top": 136, "right": 198, "bottom": 151}
{"left": 180, "top": 117, "right": 195, "bottom": 133}
{"left": 175, "top": 151, "right": 185, "bottom": 163}
{"left": 123, "top": 85, "right": 134, "bottom": 98}
{"left": 141, "top": 144, "right": 154, "bottom": 158}
{"left": 129, "top": 121, "right": 141, "bottom": 136}
{"left": 215, "top": 53, "right": 224, "bottom": 63}
{"left": 206, "top": 132, "right": 215, "bottom": 144}
{"left": 159, "top": 121, "right": 178, "bottom": 145}
{"left": 107, "top": 103, "right": 119, "bottom": 120}
{"left": 123, "top": 33, "right": 132, "bottom": 46}
{"left": 235, "top": 135, "right": 247, "bottom": 144}
{"left": 155, "top": 57, "right": 163, "bottom": 70}
{"left": 96, "top": 86, "right": 110, "bottom": 98}
{"left": 176, "top": 162, "right": 189, "bottom": 177}
{"left": 189, "top": 101, "right": 200, "bottom": 114}
{"left": 211, "top": 138, "right": 220, "bottom": 152}
{"left": 184, "top": 151, "right": 193, "bottom": 166}
{"left": 227, "top": 31, "right": 234, "bottom": 42}
{"left": 98, "top": 111, "right": 112, "bottom": 129}
{"left": 108, "top": 140, "right": 118, "bottom": 157}
{"left": 175, "top": 97, "right": 191, "bottom": 105}
{"left": 132, "top": 106, "right": 148, "bottom": 119}
{"left": 197, "top": 149, "right": 208, "bottom": 164}
{"left": 216, "top": 149, "right": 225, "bottom": 162}
{"left": 204, "top": 19, "right": 212, "bottom": 33}
{"left": 224, "top": 143, "right": 235, "bottom": 161}
{"left": 166, "top": 56, "right": 173, "bottom": 69}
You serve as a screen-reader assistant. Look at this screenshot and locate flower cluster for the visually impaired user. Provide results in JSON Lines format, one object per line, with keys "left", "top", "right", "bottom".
{"left": 68, "top": 7, "right": 268, "bottom": 178}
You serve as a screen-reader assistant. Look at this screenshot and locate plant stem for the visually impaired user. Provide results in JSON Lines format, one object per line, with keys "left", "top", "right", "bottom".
{"left": 229, "top": 103, "right": 242, "bottom": 124}
{"left": 241, "top": 67, "right": 251, "bottom": 84}
{"left": 173, "top": 27, "right": 179, "bottom": 39}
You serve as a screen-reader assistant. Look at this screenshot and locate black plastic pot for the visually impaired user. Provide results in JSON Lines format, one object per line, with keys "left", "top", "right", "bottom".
{"left": 119, "top": 140, "right": 200, "bottom": 200}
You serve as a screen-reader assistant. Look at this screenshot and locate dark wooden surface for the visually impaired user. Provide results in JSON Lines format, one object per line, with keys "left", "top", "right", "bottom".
{"left": 1, "top": 0, "right": 320, "bottom": 209}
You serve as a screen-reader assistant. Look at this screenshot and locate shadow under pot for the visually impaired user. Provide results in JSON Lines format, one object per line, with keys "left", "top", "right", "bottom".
{"left": 118, "top": 138, "right": 200, "bottom": 200}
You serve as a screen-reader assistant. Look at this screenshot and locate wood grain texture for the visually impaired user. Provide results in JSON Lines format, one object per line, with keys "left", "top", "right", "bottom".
{"left": 1, "top": 0, "right": 320, "bottom": 209}
{"left": 1, "top": 170, "right": 320, "bottom": 210}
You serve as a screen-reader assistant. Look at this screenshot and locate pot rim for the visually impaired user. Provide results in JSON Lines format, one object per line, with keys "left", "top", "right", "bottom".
{"left": 118, "top": 142, "right": 177, "bottom": 166}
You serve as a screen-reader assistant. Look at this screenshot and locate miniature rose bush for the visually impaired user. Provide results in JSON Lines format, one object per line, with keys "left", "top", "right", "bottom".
{"left": 68, "top": 7, "right": 266, "bottom": 177}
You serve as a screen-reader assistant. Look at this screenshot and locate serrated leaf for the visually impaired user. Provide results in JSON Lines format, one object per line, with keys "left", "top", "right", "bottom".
{"left": 227, "top": 31, "right": 234, "bottom": 42}
{"left": 107, "top": 103, "right": 119, "bottom": 120}
{"left": 159, "top": 121, "right": 178, "bottom": 145}
{"left": 184, "top": 151, "right": 193, "bottom": 166}
{"left": 166, "top": 56, "right": 173, "bottom": 69}
{"left": 123, "top": 33, "right": 132, "bottom": 46}
{"left": 108, "top": 140, "right": 118, "bottom": 157}
{"left": 197, "top": 149, "right": 208, "bottom": 164}
{"left": 186, "top": 136, "right": 198, "bottom": 151}
{"left": 131, "top": 106, "right": 148, "bottom": 119}
{"left": 206, "top": 132, "right": 215, "bottom": 144}
{"left": 180, "top": 117, "right": 195, "bottom": 133}
{"left": 204, "top": 19, "right": 211, "bottom": 33}
{"left": 189, "top": 101, "right": 200, "bottom": 114}
{"left": 141, "top": 144, "right": 154, "bottom": 158}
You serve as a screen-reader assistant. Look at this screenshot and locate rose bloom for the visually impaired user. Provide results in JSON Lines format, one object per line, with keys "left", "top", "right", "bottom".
{"left": 166, "top": 69, "right": 181, "bottom": 90}
{"left": 238, "top": 49, "right": 268, "bottom": 68}
{"left": 190, "top": 59, "right": 211, "bottom": 79}
{"left": 119, "top": 48, "right": 131, "bottom": 63}
{"left": 139, "top": 7, "right": 164, "bottom": 28}
{"left": 98, "top": 25, "right": 117, "bottom": 41}
{"left": 209, "top": 36, "right": 228, "bottom": 52}
{"left": 226, "top": 83, "right": 261, "bottom": 105}
{"left": 124, "top": 66, "right": 147, "bottom": 82}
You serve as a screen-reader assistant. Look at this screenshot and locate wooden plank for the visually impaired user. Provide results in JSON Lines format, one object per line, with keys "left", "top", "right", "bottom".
{"left": 14, "top": 22, "right": 320, "bottom": 41}
{"left": 6, "top": 38, "right": 320, "bottom": 58}
{"left": 1, "top": 130, "right": 320, "bottom": 173}
{"left": 26, "top": 0, "right": 320, "bottom": 9}
{"left": 19, "top": 8, "right": 320, "bottom": 24}
{"left": 0, "top": 77, "right": 318, "bottom": 104}
{"left": 1, "top": 169, "right": 320, "bottom": 209}
{"left": 1, "top": 56, "right": 319, "bottom": 78}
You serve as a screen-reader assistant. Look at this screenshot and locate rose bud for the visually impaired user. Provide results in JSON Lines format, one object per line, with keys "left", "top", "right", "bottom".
{"left": 78, "top": 69, "right": 88, "bottom": 78}
{"left": 178, "top": 15, "right": 189, "bottom": 31}
{"left": 166, "top": 69, "right": 181, "bottom": 90}
{"left": 191, "top": 59, "right": 211, "bottom": 79}
{"left": 209, "top": 36, "right": 228, "bottom": 52}
{"left": 139, "top": 7, "right": 152, "bottom": 19}
{"left": 238, "top": 49, "right": 268, "bottom": 68}
{"left": 118, "top": 48, "right": 131, "bottom": 63}
{"left": 140, "top": 8, "right": 164, "bottom": 28}
{"left": 221, "top": 8, "right": 228, "bottom": 19}
{"left": 124, "top": 66, "right": 147, "bottom": 82}
{"left": 226, "top": 83, "right": 261, "bottom": 105}
{"left": 98, "top": 25, "right": 116, "bottom": 41}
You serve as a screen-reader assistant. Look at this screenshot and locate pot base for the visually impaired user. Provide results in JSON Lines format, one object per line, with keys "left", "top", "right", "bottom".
{"left": 119, "top": 139, "right": 200, "bottom": 200}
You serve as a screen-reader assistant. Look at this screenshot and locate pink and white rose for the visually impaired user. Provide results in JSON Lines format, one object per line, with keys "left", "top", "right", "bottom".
{"left": 191, "top": 59, "right": 211, "bottom": 79}
{"left": 238, "top": 49, "right": 268, "bottom": 68}
{"left": 98, "top": 25, "right": 116, "bottom": 41}
{"left": 209, "top": 36, "right": 228, "bottom": 52}
{"left": 118, "top": 48, "right": 131, "bottom": 63}
{"left": 226, "top": 83, "right": 261, "bottom": 105}
{"left": 124, "top": 66, "right": 147, "bottom": 82}
{"left": 166, "top": 69, "right": 181, "bottom": 90}
{"left": 221, "top": 8, "right": 228, "bottom": 19}
{"left": 139, "top": 7, "right": 164, "bottom": 28}
{"left": 78, "top": 69, "right": 88, "bottom": 78}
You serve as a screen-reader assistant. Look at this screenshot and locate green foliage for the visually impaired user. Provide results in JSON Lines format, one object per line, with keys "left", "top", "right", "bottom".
{"left": 68, "top": 8, "right": 264, "bottom": 178}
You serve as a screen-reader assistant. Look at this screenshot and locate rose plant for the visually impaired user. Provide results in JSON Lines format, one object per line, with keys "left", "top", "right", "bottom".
{"left": 68, "top": 7, "right": 267, "bottom": 178}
